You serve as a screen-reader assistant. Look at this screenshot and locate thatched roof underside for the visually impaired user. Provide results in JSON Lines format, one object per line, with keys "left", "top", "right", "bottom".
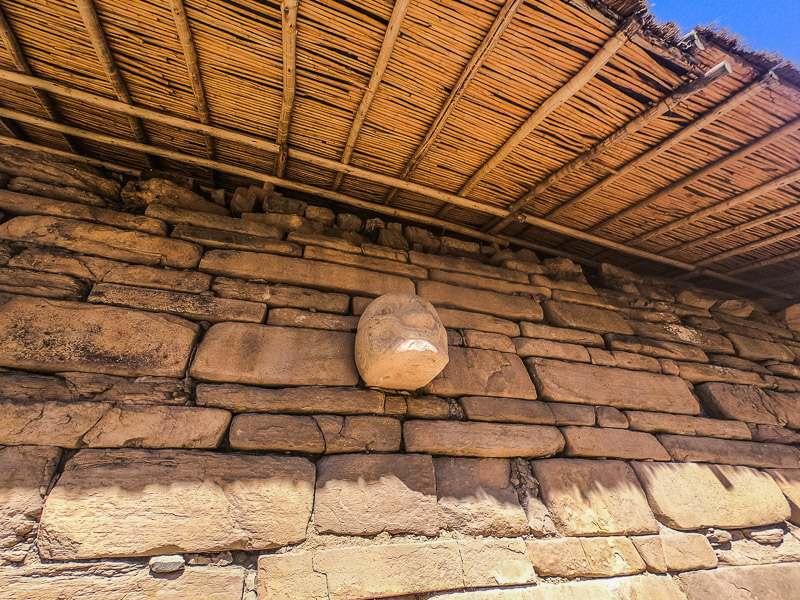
{"left": 0, "top": 0, "right": 799, "bottom": 299}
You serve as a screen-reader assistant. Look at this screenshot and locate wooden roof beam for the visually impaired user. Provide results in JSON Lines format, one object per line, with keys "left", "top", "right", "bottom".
{"left": 692, "top": 224, "right": 800, "bottom": 269}
{"left": 383, "top": 0, "right": 523, "bottom": 205}
{"left": 625, "top": 166, "right": 800, "bottom": 247}
{"left": 75, "top": 0, "right": 154, "bottom": 166}
{"left": 168, "top": 0, "right": 216, "bottom": 177}
{"left": 331, "top": 0, "right": 411, "bottom": 192}
{"left": 0, "top": 116, "right": 787, "bottom": 301}
{"left": 0, "top": 7, "right": 77, "bottom": 152}
{"left": 437, "top": 14, "right": 641, "bottom": 219}
{"left": 547, "top": 70, "right": 777, "bottom": 224}
{"left": 727, "top": 246, "right": 800, "bottom": 276}
{"left": 487, "top": 61, "right": 732, "bottom": 234}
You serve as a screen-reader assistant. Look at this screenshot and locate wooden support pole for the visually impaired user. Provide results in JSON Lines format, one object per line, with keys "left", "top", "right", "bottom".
{"left": 728, "top": 246, "right": 800, "bottom": 276}
{"left": 383, "top": 0, "right": 522, "bottom": 205}
{"left": 167, "top": 0, "right": 216, "bottom": 169}
{"left": 437, "top": 15, "right": 641, "bottom": 219}
{"left": 548, "top": 70, "right": 776, "bottom": 224}
{"left": 693, "top": 225, "right": 800, "bottom": 268}
{"left": 626, "top": 166, "right": 800, "bottom": 247}
{"left": 0, "top": 110, "right": 788, "bottom": 299}
{"left": 331, "top": 0, "right": 411, "bottom": 192}
{"left": 0, "top": 6, "right": 77, "bottom": 151}
{"left": 487, "top": 61, "right": 732, "bottom": 234}
{"left": 75, "top": 0, "right": 154, "bottom": 165}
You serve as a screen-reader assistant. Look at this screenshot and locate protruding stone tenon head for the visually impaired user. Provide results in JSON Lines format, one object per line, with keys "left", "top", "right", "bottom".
{"left": 355, "top": 293, "right": 448, "bottom": 390}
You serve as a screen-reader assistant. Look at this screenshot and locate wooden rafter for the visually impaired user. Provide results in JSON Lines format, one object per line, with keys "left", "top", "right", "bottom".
{"left": 264, "top": 0, "right": 298, "bottom": 198}
{"left": 168, "top": 0, "right": 215, "bottom": 166}
{"left": 625, "top": 166, "right": 800, "bottom": 247}
{"left": 587, "top": 116, "right": 800, "bottom": 237}
{"left": 487, "top": 61, "right": 732, "bottom": 234}
{"left": 331, "top": 0, "right": 411, "bottom": 192}
{"left": 0, "top": 7, "right": 77, "bottom": 151}
{"left": 0, "top": 114, "right": 788, "bottom": 300}
{"left": 437, "top": 14, "right": 641, "bottom": 219}
{"left": 75, "top": 0, "right": 154, "bottom": 165}
{"left": 692, "top": 224, "right": 800, "bottom": 268}
{"left": 728, "top": 246, "right": 800, "bottom": 276}
{"left": 384, "top": 0, "right": 523, "bottom": 205}
{"left": 545, "top": 70, "right": 776, "bottom": 224}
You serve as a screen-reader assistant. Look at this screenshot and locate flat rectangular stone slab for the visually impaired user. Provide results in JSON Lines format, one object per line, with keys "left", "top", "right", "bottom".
{"left": 542, "top": 300, "right": 633, "bottom": 335}
{"left": 423, "top": 347, "right": 537, "bottom": 399}
{"left": 418, "top": 279, "right": 543, "bottom": 322}
{"left": 0, "top": 399, "right": 110, "bottom": 447}
{"left": 562, "top": 427, "right": 670, "bottom": 461}
{"left": 196, "top": 384, "right": 384, "bottom": 414}
{"left": 0, "top": 296, "right": 199, "bottom": 377}
{"left": 696, "top": 382, "right": 800, "bottom": 428}
{"left": 657, "top": 434, "right": 800, "bottom": 468}
{"left": 527, "top": 358, "right": 699, "bottom": 414}
{"left": 38, "top": 449, "right": 315, "bottom": 559}
{"left": 531, "top": 458, "right": 659, "bottom": 536}
{"left": 632, "top": 461, "right": 790, "bottom": 530}
{"left": 677, "top": 563, "right": 800, "bottom": 600}
{"left": 190, "top": 323, "right": 358, "bottom": 387}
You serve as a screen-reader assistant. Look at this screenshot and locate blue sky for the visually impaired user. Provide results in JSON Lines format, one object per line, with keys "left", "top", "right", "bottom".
{"left": 648, "top": 0, "right": 800, "bottom": 65}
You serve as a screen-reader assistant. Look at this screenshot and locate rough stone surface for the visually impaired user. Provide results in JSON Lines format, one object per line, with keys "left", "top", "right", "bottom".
{"left": 528, "top": 358, "right": 699, "bottom": 414}
{"left": 767, "top": 469, "right": 800, "bottom": 524}
{"left": 436, "top": 307, "right": 520, "bottom": 336}
{"left": 726, "top": 332, "right": 795, "bottom": 362}
{"left": 629, "top": 320, "right": 735, "bottom": 354}
{"left": 531, "top": 458, "right": 659, "bottom": 536}
{"left": 149, "top": 554, "right": 186, "bottom": 573}
{"left": 548, "top": 402, "right": 595, "bottom": 426}
{"left": 587, "top": 347, "right": 661, "bottom": 372}
{"left": 542, "top": 300, "right": 633, "bottom": 335}
{"left": 562, "top": 426, "right": 670, "bottom": 461}
{"left": 82, "top": 405, "right": 230, "bottom": 449}
{"left": 0, "top": 266, "right": 86, "bottom": 299}
{"left": 658, "top": 434, "right": 800, "bottom": 468}
{"left": 200, "top": 249, "right": 414, "bottom": 296}
{"left": 313, "top": 415, "right": 401, "bottom": 452}
{"left": 434, "top": 457, "right": 529, "bottom": 536}
{"left": 458, "top": 538, "right": 538, "bottom": 588}
{"left": 605, "top": 333, "right": 709, "bottom": 362}
{"left": 595, "top": 406, "right": 628, "bottom": 428}
{"left": 190, "top": 323, "right": 359, "bottom": 387}
{"left": 424, "top": 347, "right": 537, "bottom": 399}
{"left": 464, "top": 329, "right": 516, "bottom": 353}
{"left": 696, "top": 382, "right": 800, "bottom": 427}
{"left": 633, "top": 534, "right": 718, "bottom": 573}
{"left": 172, "top": 223, "right": 300, "bottom": 254}
{"left": 513, "top": 337, "right": 591, "bottom": 362}
{"left": 146, "top": 203, "right": 281, "bottom": 238}
{"left": 229, "top": 414, "right": 325, "bottom": 452}
{"left": 404, "top": 420, "right": 564, "bottom": 458}
{"left": 304, "top": 245, "right": 424, "bottom": 279}
{"left": 38, "top": 449, "right": 316, "bottom": 558}
{"left": 0, "top": 296, "right": 199, "bottom": 377}
{"left": 677, "top": 362, "right": 766, "bottom": 385}
{"left": 632, "top": 461, "right": 791, "bottom": 530}
{"left": 0, "top": 215, "right": 201, "bottom": 268}
{"left": 122, "top": 178, "right": 227, "bottom": 215}
{"left": 528, "top": 536, "right": 645, "bottom": 578}
{"left": 355, "top": 293, "right": 448, "bottom": 390}
{"left": 8, "top": 247, "right": 122, "bottom": 282}
{"left": 519, "top": 321, "right": 604, "bottom": 347}
{"left": 409, "top": 251, "right": 528, "bottom": 283}
{"left": 196, "top": 384, "right": 383, "bottom": 414}
{"left": 677, "top": 563, "right": 800, "bottom": 599}
{"left": 102, "top": 264, "right": 211, "bottom": 293}
{"left": 213, "top": 277, "right": 350, "bottom": 314}
{"left": 460, "top": 396, "right": 555, "bottom": 424}
{"left": 313, "top": 454, "right": 439, "bottom": 535}
{"left": 418, "top": 279, "right": 543, "bottom": 322}
{"left": 7, "top": 176, "right": 108, "bottom": 207}
{"left": 429, "top": 268, "right": 549, "bottom": 298}
{"left": 625, "top": 411, "right": 752, "bottom": 440}
{"left": 267, "top": 308, "right": 359, "bottom": 332}
{"left": 0, "top": 399, "right": 107, "bottom": 447}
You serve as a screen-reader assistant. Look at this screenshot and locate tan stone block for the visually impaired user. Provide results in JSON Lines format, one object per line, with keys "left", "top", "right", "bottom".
{"left": 102, "top": 264, "right": 211, "bottom": 293}
{"left": 407, "top": 395, "right": 451, "bottom": 419}
{"left": 242, "top": 211, "right": 321, "bottom": 234}
{"left": 460, "top": 396, "right": 555, "bottom": 425}
{"left": 519, "top": 321, "right": 604, "bottom": 347}
{"left": 124, "top": 178, "right": 227, "bottom": 215}
{"left": 8, "top": 247, "right": 122, "bottom": 281}
{"left": 313, "top": 540, "right": 464, "bottom": 600}
{"left": 289, "top": 231, "right": 361, "bottom": 253}
{"left": 434, "top": 457, "right": 528, "bottom": 536}
{"left": 625, "top": 411, "right": 752, "bottom": 440}
{"left": 173, "top": 223, "right": 301, "bottom": 254}
{"left": 196, "top": 384, "right": 383, "bottom": 414}
{"left": 436, "top": 307, "right": 520, "bottom": 336}
{"left": 677, "top": 562, "right": 800, "bottom": 599}
{"left": 313, "top": 415, "right": 401, "bottom": 452}
{"left": 404, "top": 420, "right": 564, "bottom": 458}
{"left": 314, "top": 454, "right": 439, "bottom": 535}
{"left": 631, "top": 535, "right": 668, "bottom": 573}
{"left": 268, "top": 307, "right": 359, "bottom": 331}
{"left": 727, "top": 332, "right": 795, "bottom": 362}
{"left": 514, "top": 337, "right": 591, "bottom": 362}
{"left": 658, "top": 433, "right": 800, "bottom": 468}
{"left": 528, "top": 358, "right": 700, "bottom": 414}
{"left": 146, "top": 203, "right": 282, "bottom": 238}
{"left": 662, "top": 533, "right": 718, "bottom": 571}
{"left": 676, "top": 362, "right": 766, "bottom": 385}
{"left": 383, "top": 394, "right": 408, "bottom": 416}
{"left": 229, "top": 413, "right": 324, "bottom": 452}
{"left": 0, "top": 215, "right": 201, "bottom": 268}
{"left": 0, "top": 296, "right": 199, "bottom": 377}
{"left": 258, "top": 552, "right": 328, "bottom": 600}
{"left": 548, "top": 402, "right": 595, "bottom": 426}
{"left": 200, "top": 249, "right": 414, "bottom": 296}
{"left": 542, "top": 300, "right": 633, "bottom": 335}
{"left": 532, "top": 458, "right": 659, "bottom": 536}
{"left": 562, "top": 427, "right": 670, "bottom": 460}
{"left": 630, "top": 320, "right": 735, "bottom": 354}
{"left": 304, "top": 244, "right": 426, "bottom": 279}
{"left": 89, "top": 283, "right": 266, "bottom": 323}
{"left": 605, "top": 333, "right": 708, "bottom": 362}
{"left": 527, "top": 537, "right": 589, "bottom": 577}
{"left": 74, "top": 374, "right": 191, "bottom": 405}
{"left": 0, "top": 563, "right": 245, "bottom": 600}
{"left": 767, "top": 469, "right": 800, "bottom": 525}
{"left": 697, "top": 382, "right": 800, "bottom": 427}
{"left": 530, "top": 275, "right": 597, "bottom": 295}
{"left": 528, "top": 536, "right": 645, "bottom": 578}
{"left": 363, "top": 242, "right": 407, "bottom": 261}
{"left": 0, "top": 399, "right": 108, "bottom": 447}
{"left": 429, "top": 268, "right": 550, "bottom": 298}
{"left": 409, "top": 250, "right": 528, "bottom": 283}
{"left": 83, "top": 405, "right": 230, "bottom": 449}
{"left": 38, "top": 449, "right": 315, "bottom": 558}
{"left": 190, "top": 323, "right": 358, "bottom": 386}
{"left": 458, "top": 538, "right": 538, "bottom": 587}
{"left": 552, "top": 289, "right": 613, "bottom": 308}
{"left": 0, "top": 266, "right": 86, "bottom": 299}
{"left": 595, "top": 406, "right": 628, "bottom": 428}
{"left": 418, "top": 280, "right": 543, "bottom": 322}
{"left": 464, "top": 329, "right": 516, "bottom": 353}
{"left": 749, "top": 423, "right": 800, "bottom": 444}
{"left": 0, "top": 446, "right": 61, "bottom": 550}
{"left": 587, "top": 347, "right": 661, "bottom": 372}
{"left": 213, "top": 277, "right": 350, "bottom": 314}
{"left": 424, "top": 347, "right": 537, "bottom": 399}
{"left": 632, "top": 461, "right": 791, "bottom": 530}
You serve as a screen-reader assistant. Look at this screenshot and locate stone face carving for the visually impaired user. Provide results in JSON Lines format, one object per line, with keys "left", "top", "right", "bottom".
{"left": 355, "top": 293, "right": 448, "bottom": 390}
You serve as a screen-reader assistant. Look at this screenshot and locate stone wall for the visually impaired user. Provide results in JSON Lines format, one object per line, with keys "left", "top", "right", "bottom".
{"left": 1, "top": 146, "right": 800, "bottom": 599}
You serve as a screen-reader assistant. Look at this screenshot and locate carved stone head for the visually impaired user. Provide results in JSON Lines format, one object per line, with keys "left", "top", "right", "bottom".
{"left": 355, "top": 293, "right": 449, "bottom": 390}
